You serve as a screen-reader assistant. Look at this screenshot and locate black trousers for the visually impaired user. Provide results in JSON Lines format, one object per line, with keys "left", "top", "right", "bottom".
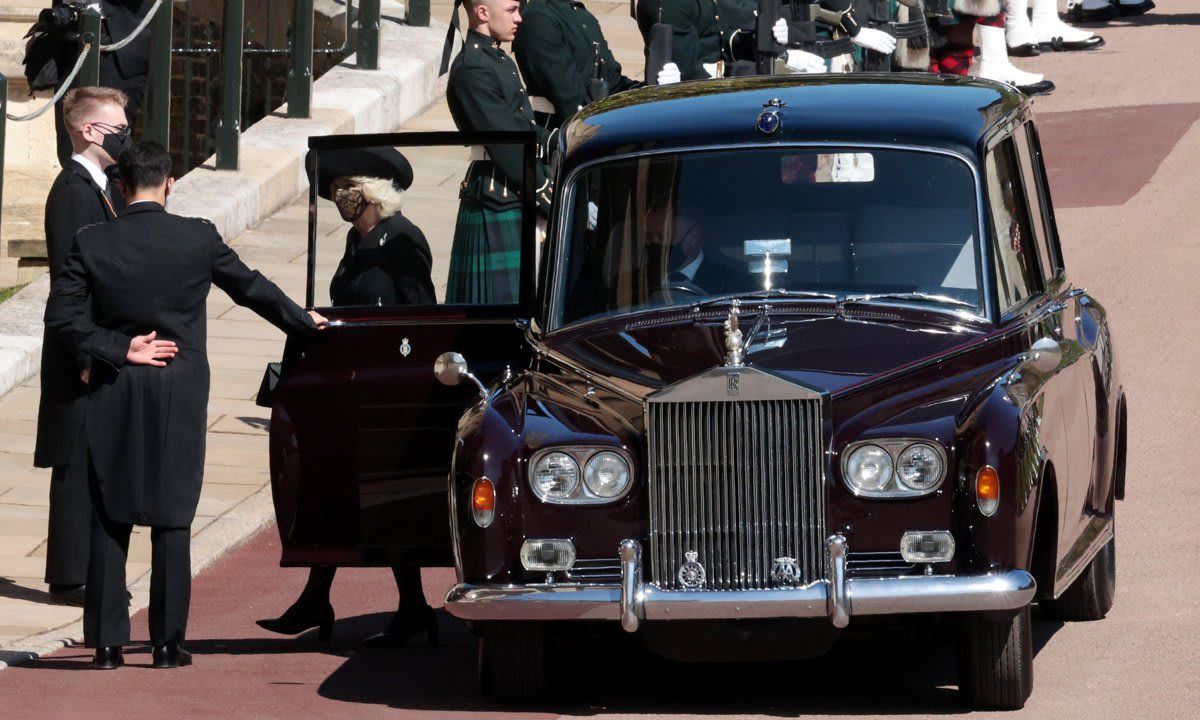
{"left": 44, "top": 441, "right": 91, "bottom": 586}
{"left": 83, "top": 509, "right": 190, "bottom": 648}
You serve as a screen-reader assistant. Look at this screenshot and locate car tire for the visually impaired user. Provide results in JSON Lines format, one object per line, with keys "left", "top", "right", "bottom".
{"left": 957, "top": 604, "right": 1034, "bottom": 710}
{"left": 478, "top": 626, "right": 546, "bottom": 703}
{"left": 1044, "top": 533, "right": 1116, "bottom": 621}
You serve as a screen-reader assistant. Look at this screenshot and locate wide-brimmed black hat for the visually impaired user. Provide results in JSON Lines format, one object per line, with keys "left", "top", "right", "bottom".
{"left": 305, "top": 147, "right": 414, "bottom": 200}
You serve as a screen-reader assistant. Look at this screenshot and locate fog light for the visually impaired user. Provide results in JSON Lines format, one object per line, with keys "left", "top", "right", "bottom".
{"left": 900, "top": 531, "right": 956, "bottom": 563}
{"left": 976, "top": 466, "right": 1000, "bottom": 517}
{"left": 472, "top": 477, "right": 495, "bottom": 528}
{"left": 520, "top": 539, "right": 576, "bottom": 572}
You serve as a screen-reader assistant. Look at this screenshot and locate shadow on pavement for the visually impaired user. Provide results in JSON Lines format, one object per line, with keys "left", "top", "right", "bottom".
{"left": 0, "top": 576, "right": 76, "bottom": 608}
{"left": 306, "top": 610, "right": 1065, "bottom": 716}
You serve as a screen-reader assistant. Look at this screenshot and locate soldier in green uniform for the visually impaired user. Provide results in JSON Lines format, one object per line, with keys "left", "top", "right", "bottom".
{"left": 635, "top": 0, "right": 725, "bottom": 80}
{"left": 512, "top": 0, "right": 644, "bottom": 130}
{"left": 444, "top": 0, "right": 553, "bottom": 304}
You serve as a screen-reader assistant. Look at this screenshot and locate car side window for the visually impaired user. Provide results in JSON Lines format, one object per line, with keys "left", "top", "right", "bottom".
{"left": 1013, "top": 123, "right": 1062, "bottom": 284}
{"left": 1020, "top": 122, "right": 1065, "bottom": 280}
{"left": 986, "top": 138, "right": 1044, "bottom": 315}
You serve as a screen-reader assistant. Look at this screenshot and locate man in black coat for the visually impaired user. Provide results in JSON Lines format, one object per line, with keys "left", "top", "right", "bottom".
{"left": 46, "top": 142, "right": 327, "bottom": 669}
{"left": 38, "top": 86, "right": 131, "bottom": 605}
{"left": 52, "top": 0, "right": 153, "bottom": 164}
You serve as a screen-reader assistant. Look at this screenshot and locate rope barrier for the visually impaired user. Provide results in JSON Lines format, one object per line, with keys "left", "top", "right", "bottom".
{"left": 100, "top": 0, "right": 166, "bottom": 52}
{"left": 5, "top": 42, "right": 92, "bottom": 122}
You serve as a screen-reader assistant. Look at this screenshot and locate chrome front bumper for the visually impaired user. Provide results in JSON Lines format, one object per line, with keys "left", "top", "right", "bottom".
{"left": 444, "top": 535, "right": 1036, "bottom": 632}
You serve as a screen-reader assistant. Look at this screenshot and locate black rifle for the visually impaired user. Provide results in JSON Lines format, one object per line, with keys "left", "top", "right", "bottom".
{"left": 646, "top": 22, "right": 673, "bottom": 84}
{"left": 588, "top": 41, "right": 608, "bottom": 101}
{"left": 755, "top": 0, "right": 784, "bottom": 75}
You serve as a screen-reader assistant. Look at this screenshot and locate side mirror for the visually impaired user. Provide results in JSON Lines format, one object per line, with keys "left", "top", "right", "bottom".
{"left": 1028, "top": 337, "right": 1062, "bottom": 374}
{"left": 434, "top": 351, "right": 488, "bottom": 401}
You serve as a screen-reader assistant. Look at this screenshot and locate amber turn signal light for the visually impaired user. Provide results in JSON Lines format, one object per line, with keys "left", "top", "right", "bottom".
{"left": 472, "top": 477, "right": 495, "bottom": 528}
{"left": 976, "top": 466, "right": 999, "bottom": 517}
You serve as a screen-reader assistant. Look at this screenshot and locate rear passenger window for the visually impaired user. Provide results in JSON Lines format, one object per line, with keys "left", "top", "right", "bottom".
{"left": 986, "top": 139, "right": 1043, "bottom": 314}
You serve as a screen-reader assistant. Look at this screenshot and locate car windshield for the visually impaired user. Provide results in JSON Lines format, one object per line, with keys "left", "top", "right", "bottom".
{"left": 553, "top": 147, "right": 983, "bottom": 328}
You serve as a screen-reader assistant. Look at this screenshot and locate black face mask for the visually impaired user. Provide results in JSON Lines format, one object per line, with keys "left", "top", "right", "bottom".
{"left": 95, "top": 123, "right": 131, "bottom": 161}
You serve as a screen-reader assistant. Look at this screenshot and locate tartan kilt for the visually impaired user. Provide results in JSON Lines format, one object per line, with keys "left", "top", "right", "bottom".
{"left": 446, "top": 200, "right": 523, "bottom": 304}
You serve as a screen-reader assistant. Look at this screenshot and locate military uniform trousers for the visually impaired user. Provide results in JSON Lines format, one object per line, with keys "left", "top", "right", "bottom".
{"left": 84, "top": 471, "right": 190, "bottom": 648}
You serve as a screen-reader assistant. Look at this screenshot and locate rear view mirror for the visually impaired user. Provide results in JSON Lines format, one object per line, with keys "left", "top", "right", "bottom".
{"left": 434, "top": 351, "right": 488, "bottom": 401}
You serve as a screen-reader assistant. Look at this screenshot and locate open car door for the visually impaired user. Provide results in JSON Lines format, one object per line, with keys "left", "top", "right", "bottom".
{"left": 264, "top": 131, "right": 540, "bottom": 567}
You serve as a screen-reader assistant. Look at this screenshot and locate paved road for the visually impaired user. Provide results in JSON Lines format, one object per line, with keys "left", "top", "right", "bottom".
{"left": 2, "top": 4, "right": 1199, "bottom": 718}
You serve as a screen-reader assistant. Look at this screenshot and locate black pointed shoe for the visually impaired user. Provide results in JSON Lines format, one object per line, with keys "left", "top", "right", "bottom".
{"left": 256, "top": 601, "right": 335, "bottom": 641}
{"left": 1040, "top": 35, "right": 1106, "bottom": 52}
{"left": 152, "top": 642, "right": 193, "bottom": 669}
{"left": 91, "top": 646, "right": 124, "bottom": 669}
{"left": 1072, "top": 3, "right": 1119, "bottom": 22}
{"left": 362, "top": 606, "right": 438, "bottom": 649}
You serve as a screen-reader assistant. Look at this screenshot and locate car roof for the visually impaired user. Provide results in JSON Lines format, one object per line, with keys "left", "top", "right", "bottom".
{"left": 561, "top": 73, "right": 1027, "bottom": 170}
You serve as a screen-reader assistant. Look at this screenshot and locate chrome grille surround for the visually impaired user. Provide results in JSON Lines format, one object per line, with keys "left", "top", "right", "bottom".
{"left": 645, "top": 366, "right": 827, "bottom": 591}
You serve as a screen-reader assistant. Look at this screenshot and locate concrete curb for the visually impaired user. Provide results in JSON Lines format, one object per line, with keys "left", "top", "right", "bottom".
{"left": 0, "top": 273, "right": 49, "bottom": 400}
{"left": 0, "top": 485, "right": 277, "bottom": 670}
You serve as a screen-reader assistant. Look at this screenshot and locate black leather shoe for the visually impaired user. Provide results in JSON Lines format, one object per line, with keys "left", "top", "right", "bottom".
{"left": 1040, "top": 35, "right": 1105, "bottom": 52}
{"left": 48, "top": 584, "right": 86, "bottom": 607}
{"left": 1117, "top": 0, "right": 1155, "bottom": 16}
{"left": 1073, "top": 4, "right": 1119, "bottom": 22}
{"left": 91, "top": 646, "right": 124, "bottom": 669}
{"left": 152, "top": 642, "right": 193, "bottom": 669}
{"left": 1007, "top": 43, "right": 1041, "bottom": 58}
{"left": 362, "top": 606, "right": 438, "bottom": 649}
{"left": 1017, "top": 80, "right": 1056, "bottom": 97}
{"left": 256, "top": 601, "right": 335, "bottom": 642}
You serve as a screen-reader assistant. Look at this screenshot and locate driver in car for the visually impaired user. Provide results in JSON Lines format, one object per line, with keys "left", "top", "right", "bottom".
{"left": 644, "top": 207, "right": 712, "bottom": 303}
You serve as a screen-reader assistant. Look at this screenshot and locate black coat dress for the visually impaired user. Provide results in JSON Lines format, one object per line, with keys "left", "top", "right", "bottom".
{"left": 45, "top": 203, "right": 317, "bottom": 527}
{"left": 330, "top": 213, "right": 436, "bottom": 306}
{"left": 35, "top": 160, "right": 121, "bottom": 469}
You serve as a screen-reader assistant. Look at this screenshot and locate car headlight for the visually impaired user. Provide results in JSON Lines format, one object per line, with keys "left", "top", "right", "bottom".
{"left": 897, "top": 443, "right": 944, "bottom": 491}
{"left": 584, "top": 451, "right": 631, "bottom": 498}
{"left": 842, "top": 439, "right": 946, "bottom": 498}
{"left": 531, "top": 451, "right": 579, "bottom": 500}
{"left": 845, "top": 444, "right": 893, "bottom": 494}
{"left": 529, "top": 447, "right": 635, "bottom": 504}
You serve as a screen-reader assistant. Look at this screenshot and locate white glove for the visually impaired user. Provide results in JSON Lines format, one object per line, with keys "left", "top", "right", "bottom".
{"left": 785, "top": 49, "right": 827, "bottom": 73}
{"left": 657, "top": 62, "right": 681, "bottom": 85}
{"left": 773, "top": 18, "right": 789, "bottom": 45}
{"left": 587, "top": 201, "right": 598, "bottom": 231}
{"left": 851, "top": 27, "right": 896, "bottom": 54}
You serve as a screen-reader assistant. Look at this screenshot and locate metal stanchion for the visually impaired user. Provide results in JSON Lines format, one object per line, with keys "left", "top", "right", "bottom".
{"left": 216, "top": 0, "right": 245, "bottom": 170}
{"left": 287, "top": 0, "right": 314, "bottom": 119}
{"left": 143, "top": 0, "right": 174, "bottom": 148}
{"left": 358, "top": 0, "right": 381, "bottom": 70}
{"left": 79, "top": 6, "right": 102, "bottom": 87}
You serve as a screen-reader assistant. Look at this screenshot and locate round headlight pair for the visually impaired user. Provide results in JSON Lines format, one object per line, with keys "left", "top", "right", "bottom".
{"left": 530, "top": 449, "right": 632, "bottom": 504}
{"left": 843, "top": 440, "right": 945, "bottom": 497}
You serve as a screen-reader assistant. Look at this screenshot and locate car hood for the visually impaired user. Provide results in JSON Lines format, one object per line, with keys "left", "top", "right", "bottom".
{"left": 542, "top": 310, "right": 987, "bottom": 396}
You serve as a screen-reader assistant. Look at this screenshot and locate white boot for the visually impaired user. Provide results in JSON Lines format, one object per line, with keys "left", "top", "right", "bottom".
{"left": 1032, "top": 0, "right": 1104, "bottom": 49}
{"left": 974, "top": 24, "right": 1047, "bottom": 89}
{"left": 1005, "top": 0, "right": 1040, "bottom": 55}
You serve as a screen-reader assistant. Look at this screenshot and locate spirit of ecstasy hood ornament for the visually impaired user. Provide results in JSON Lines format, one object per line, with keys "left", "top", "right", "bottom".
{"left": 724, "top": 299, "right": 744, "bottom": 367}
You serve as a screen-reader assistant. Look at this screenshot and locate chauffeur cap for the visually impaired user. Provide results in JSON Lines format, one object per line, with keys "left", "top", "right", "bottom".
{"left": 305, "top": 147, "right": 414, "bottom": 200}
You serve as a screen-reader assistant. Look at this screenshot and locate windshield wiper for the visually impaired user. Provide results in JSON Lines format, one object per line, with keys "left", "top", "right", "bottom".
{"left": 691, "top": 289, "right": 838, "bottom": 311}
{"left": 839, "top": 291, "right": 978, "bottom": 310}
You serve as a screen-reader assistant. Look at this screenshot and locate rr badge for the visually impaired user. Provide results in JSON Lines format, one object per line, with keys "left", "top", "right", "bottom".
{"left": 400, "top": 338, "right": 412, "bottom": 357}
{"left": 771, "top": 556, "right": 802, "bottom": 587}
{"left": 677, "top": 550, "right": 707, "bottom": 590}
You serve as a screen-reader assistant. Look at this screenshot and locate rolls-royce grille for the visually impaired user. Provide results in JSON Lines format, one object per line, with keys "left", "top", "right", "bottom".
{"left": 646, "top": 398, "right": 826, "bottom": 591}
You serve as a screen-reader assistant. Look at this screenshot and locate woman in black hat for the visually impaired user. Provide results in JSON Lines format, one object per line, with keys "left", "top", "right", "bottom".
{"left": 255, "top": 148, "right": 437, "bottom": 647}
{"left": 315, "top": 147, "right": 436, "bottom": 307}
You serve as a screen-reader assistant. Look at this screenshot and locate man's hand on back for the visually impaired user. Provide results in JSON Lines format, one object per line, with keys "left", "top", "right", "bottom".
{"left": 126, "top": 331, "right": 179, "bottom": 367}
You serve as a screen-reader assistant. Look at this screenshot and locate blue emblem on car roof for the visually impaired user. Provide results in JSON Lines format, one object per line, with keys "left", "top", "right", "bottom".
{"left": 756, "top": 98, "right": 785, "bottom": 136}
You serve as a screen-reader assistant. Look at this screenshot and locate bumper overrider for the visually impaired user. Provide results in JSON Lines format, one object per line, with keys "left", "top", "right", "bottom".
{"left": 444, "top": 535, "right": 1037, "bottom": 631}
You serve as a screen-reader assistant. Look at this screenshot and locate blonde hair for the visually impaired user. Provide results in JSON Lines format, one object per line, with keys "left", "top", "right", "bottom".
{"left": 62, "top": 86, "right": 129, "bottom": 129}
{"left": 351, "top": 175, "right": 406, "bottom": 218}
